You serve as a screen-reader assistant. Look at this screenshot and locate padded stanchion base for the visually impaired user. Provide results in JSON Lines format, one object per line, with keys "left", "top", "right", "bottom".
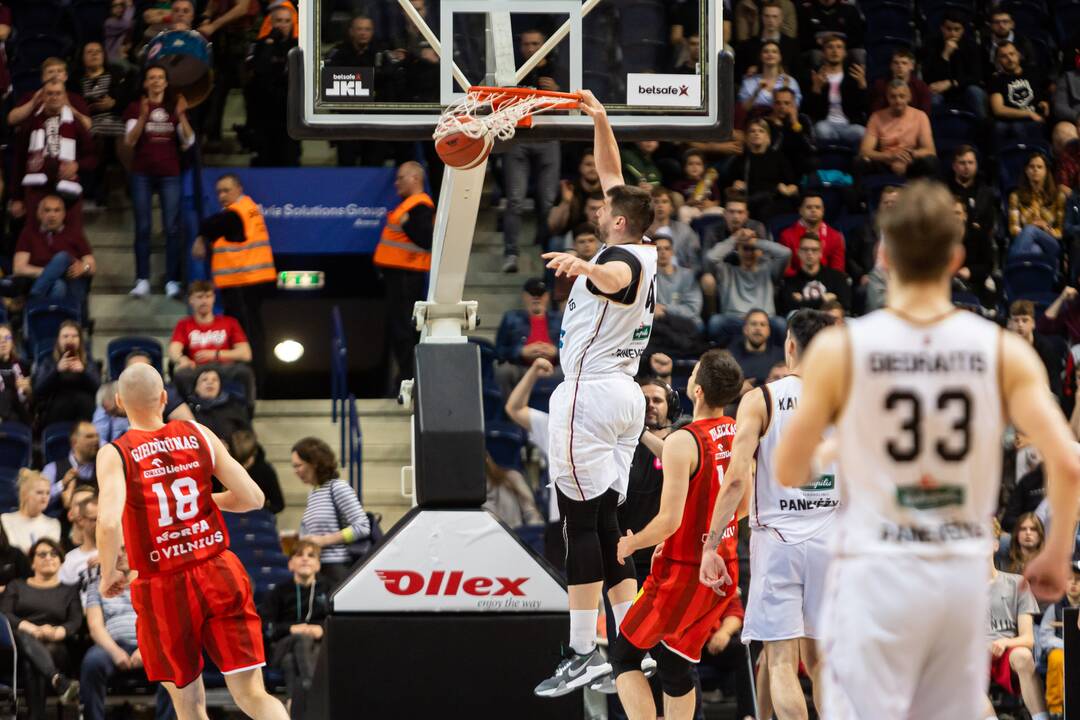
{"left": 307, "top": 612, "right": 584, "bottom": 719}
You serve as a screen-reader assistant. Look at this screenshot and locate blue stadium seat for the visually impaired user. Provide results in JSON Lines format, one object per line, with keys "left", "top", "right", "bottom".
{"left": 932, "top": 109, "right": 978, "bottom": 149}
{"left": 234, "top": 527, "right": 281, "bottom": 549}
{"left": 24, "top": 298, "right": 81, "bottom": 364}
{"left": 41, "top": 422, "right": 74, "bottom": 467}
{"left": 866, "top": 37, "right": 913, "bottom": 81}
{"left": 0, "top": 616, "right": 16, "bottom": 703}
{"left": 485, "top": 422, "right": 526, "bottom": 471}
{"left": 233, "top": 546, "right": 288, "bottom": 568}
{"left": 0, "top": 423, "right": 32, "bottom": 470}
{"left": 222, "top": 509, "right": 277, "bottom": 530}
{"left": 998, "top": 143, "right": 1051, "bottom": 196}
{"left": 861, "top": 174, "right": 907, "bottom": 212}
{"left": 10, "top": 33, "right": 70, "bottom": 74}
{"left": 527, "top": 376, "right": 560, "bottom": 414}
{"left": 468, "top": 337, "right": 497, "bottom": 385}
{"left": 107, "top": 337, "right": 163, "bottom": 381}
{"left": 0, "top": 468, "right": 17, "bottom": 514}
{"left": 1003, "top": 254, "right": 1059, "bottom": 307}
{"left": 690, "top": 214, "right": 725, "bottom": 242}
{"left": 816, "top": 144, "right": 855, "bottom": 174}
{"left": 864, "top": 2, "right": 915, "bottom": 43}
{"left": 514, "top": 524, "right": 545, "bottom": 555}
{"left": 482, "top": 385, "right": 505, "bottom": 421}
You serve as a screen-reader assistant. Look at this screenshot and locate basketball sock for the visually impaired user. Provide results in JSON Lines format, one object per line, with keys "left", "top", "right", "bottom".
{"left": 569, "top": 609, "right": 598, "bottom": 655}
{"left": 1031, "top": 713, "right": 1049, "bottom": 720}
{"left": 611, "top": 600, "right": 632, "bottom": 636}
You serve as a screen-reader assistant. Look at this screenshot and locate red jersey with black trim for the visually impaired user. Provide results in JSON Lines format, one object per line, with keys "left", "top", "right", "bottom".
{"left": 658, "top": 416, "right": 738, "bottom": 564}
{"left": 112, "top": 420, "right": 229, "bottom": 576}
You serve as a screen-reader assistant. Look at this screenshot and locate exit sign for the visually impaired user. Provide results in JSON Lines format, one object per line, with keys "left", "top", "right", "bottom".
{"left": 278, "top": 271, "right": 324, "bottom": 290}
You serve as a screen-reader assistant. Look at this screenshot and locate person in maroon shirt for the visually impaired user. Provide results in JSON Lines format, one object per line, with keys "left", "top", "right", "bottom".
{"left": 13, "top": 195, "right": 96, "bottom": 306}
{"left": 6, "top": 58, "right": 92, "bottom": 129}
{"left": 123, "top": 65, "right": 194, "bottom": 299}
{"left": 168, "top": 280, "right": 254, "bottom": 401}
{"left": 868, "top": 48, "right": 932, "bottom": 114}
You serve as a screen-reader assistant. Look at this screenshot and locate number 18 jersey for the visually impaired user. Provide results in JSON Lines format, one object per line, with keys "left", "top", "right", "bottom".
{"left": 834, "top": 310, "right": 1003, "bottom": 559}
{"left": 112, "top": 420, "right": 229, "bottom": 576}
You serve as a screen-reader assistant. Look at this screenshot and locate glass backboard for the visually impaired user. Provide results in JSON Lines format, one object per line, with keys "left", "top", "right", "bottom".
{"left": 288, "top": 0, "right": 732, "bottom": 141}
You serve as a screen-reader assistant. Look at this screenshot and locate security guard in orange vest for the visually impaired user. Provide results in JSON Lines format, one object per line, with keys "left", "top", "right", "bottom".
{"left": 373, "top": 161, "right": 434, "bottom": 393}
{"left": 193, "top": 173, "right": 276, "bottom": 386}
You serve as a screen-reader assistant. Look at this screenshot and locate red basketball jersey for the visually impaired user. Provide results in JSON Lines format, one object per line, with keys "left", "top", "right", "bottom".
{"left": 658, "top": 416, "right": 738, "bottom": 564}
{"left": 112, "top": 420, "right": 229, "bottom": 576}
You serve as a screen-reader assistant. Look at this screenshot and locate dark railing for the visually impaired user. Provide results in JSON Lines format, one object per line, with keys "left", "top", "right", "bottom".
{"left": 330, "top": 306, "right": 363, "bottom": 494}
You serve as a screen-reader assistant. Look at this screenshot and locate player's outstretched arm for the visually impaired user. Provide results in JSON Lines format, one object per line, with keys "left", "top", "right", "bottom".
{"left": 96, "top": 444, "right": 131, "bottom": 598}
{"left": 542, "top": 252, "right": 633, "bottom": 294}
{"left": 578, "top": 90, "right": 624, "bottom": 193}
{"left": 774, "top": 326, "right": 848, "bottom": 488}
{"left": 617, "top": 429, "right": 695, "bottom": 563}
{"left": 701, "top": 387, "right": 765, "bottom": 591}
{"left": 203, "top": 424, "right": 266, "bottom": 512}
{"left": 1002, "top": 331, "right": 1080, "bottom": 601}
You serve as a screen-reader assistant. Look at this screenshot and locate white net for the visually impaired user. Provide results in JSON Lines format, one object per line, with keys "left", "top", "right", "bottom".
{"left": 433, "top": 88, "right": 578, "bottom": 142}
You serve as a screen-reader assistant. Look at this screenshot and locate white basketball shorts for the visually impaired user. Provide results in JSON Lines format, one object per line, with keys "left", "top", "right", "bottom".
{"left": 547, "top": 374, "right": 645, "bottom": 503}
{"left": 818, "top": 553, "right": 987, "bottom": 720}
{"left": 743, "top": 529, "right": 831, "bottom": 642}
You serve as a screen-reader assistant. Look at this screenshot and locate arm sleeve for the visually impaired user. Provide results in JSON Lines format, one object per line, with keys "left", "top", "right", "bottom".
{"left": 759, "top": 240, "right": 793, "bottom": 279}
{"left": 0, "top": 581, "right": 19, "bottom": 629}
{"left": 586, "top": 247, "right": 643, "bottom": 304}
{"left": 331, "top": 480, "right": 371, "bottom": 539}
{"left": 198, "top": 210, "right": 245, "bottom": 242}
{"left": 402, "top": 204, "right": 435, "bottom": 251}
{"left": 60, "top": 586, "right": 82, "bottom": 637}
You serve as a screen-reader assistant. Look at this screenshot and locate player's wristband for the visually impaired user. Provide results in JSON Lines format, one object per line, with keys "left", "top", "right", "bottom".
{"left": 341, "top": 526, "right": 356, "bottom": 544}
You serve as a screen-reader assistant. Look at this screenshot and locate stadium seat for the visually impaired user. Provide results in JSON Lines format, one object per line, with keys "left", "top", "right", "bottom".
{"left": 1003, "top": 254, "right": 1059, "bottom": 307}
{"left": 106, "top": 336, "right": 163, "bottom": 381}
{"left": 41, "top": 422, "right": 74, "bottom": 467}
{"left": 10, "top": 33, "right": 70, "bottom": 74}
{"left": 998, "top": 143, "right": 1051, "bottom": 196}
{"left": 468, "top": 337, "right": 497, "bottom": 385}
{"left": 235, "top": 527, "right": 281, "bottom": 549}
{"left": 932, "top": 109, "right": 978, "bottom": 150}
{"left": 690, "top": 214, "right": 725, "bottom": 242}
{"left": 0, "top": 423, "right": 32, "bottom": 470}
{"left": 1055, "top": 0, "right": 1080, "bottom": 46}
{"left": 864, "top": 2, "right": 915, "bottom": 44}
{"left": 482, "top": 385, "right": 505, "bottom": 421}
{"left": 9, "top": 0, "right": 70, "bottom": 40}
{"left": 527, "top": 375, "right": 560, "bottom": 414}
{"left": 233, "top": 546, "right": 289, "bottom": 569}
{"left": 866, "top": 37, "right": 913, "bottom": 81}
{"left": 222, "top": 509, "right": 277, "bottom": 531}
{"left": 485, "top": 421, "right": 526, "bottom": 471}
{"left": 514, "top": 524, "right": 545, "bottom": 555}
{"left": 816, "top": 145, "right": 856, "bottom": 174}
{"left": 0, "top": 616, "right": 16, "bottom": 705}
{"left": 24, "top": 298, "right": 81, "bottom": 365}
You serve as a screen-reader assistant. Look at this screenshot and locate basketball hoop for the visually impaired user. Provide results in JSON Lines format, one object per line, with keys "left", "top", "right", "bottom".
{"left": 433, "top": 86, "right": 582, "bottom": 143}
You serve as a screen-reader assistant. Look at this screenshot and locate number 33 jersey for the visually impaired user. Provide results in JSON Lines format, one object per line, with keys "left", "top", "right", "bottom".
{"left": 559, "top": 242, "right": 657, "bottom": 378}
{"left": 112, "top": 420, "right": 229, "bottom": 576}
{"left": 834, "top": 309, "right": 1003, "bottom": 559}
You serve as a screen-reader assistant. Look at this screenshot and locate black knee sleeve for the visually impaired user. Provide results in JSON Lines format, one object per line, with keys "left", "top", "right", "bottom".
{"left": 608, "top": 633, "right": 646, "bottom": 679}
{"left": 598, "top": 489, "right": 637, "bottom": 587}
{"left": 656, "top": 645, "right": 695, "bottom": 697}
{"left": 560, "top": 490, "right": 604, "bottom": 585}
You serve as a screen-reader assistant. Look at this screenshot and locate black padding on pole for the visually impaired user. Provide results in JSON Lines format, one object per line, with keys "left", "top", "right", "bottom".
{"left": 1067, "top": 607, "right": 1078, "bottom": 720}
{"left": 413, "top": 342, "right": 486, "bottom": 507}
{"left": 307, "top": 612, "right": 583, "bottom": 719}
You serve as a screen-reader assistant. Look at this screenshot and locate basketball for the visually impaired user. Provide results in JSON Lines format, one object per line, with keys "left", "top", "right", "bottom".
{"left": 435, "top": 129, "right": 493, "bottom": 169}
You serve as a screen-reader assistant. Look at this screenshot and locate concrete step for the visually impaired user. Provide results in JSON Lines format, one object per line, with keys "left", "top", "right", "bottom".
{"left": 263, "top": 440, "right": 409, "bottom": 464}
{"left": 468, "top": 250, "right": 545, "bottom": 274}
{"left": 89, "top": 294, "right": 187, "bottom": 334}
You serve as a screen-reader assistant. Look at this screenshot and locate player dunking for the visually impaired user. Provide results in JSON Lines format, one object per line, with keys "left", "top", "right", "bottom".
{"left": 700, "top": 309, "right": 838, "bottom": 720}
{"left": 96, "top": 364, "right": 289, "bottom": 720}
{"left": 533, "top": 89, "right": 658, "bottom": 697}
{"left": 775, "top": 180, "right": 1080, "bottom": 719}
{"left": 607, "top": 349, "right": 744, "bottom": 720}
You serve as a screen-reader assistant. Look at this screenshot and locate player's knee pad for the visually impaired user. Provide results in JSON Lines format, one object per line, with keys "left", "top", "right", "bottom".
{"left": 596, "top": 492, "right": 637, "bottom": 587}
{"left": 608, "top": 634, "right": 646, "bottom": 679}
{"left": 656, "top": 646, "right": 695, "bottom": 697}
{"left": 561, "top": 496, "right": 603, "bottom": 585}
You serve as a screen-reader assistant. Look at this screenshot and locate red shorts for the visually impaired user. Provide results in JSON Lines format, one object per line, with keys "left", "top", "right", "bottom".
{"left": 989, "top": 646, "right": 1017, "bottom": 695}
{"left": 131, "top": 550, "right": 265, "bottom": 687}
{"left": 620, "top": 556, "right": 739, "bottom": 662}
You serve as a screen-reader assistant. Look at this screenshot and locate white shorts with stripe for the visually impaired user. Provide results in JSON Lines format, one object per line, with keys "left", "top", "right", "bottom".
{"left": 547, "top": 374, "right": 645, "bottom": 502}
{"left": 743, "top": 529, "right": 831, "bottom": 642}
{"left": 819, "top": 553, "right": 987, "bottom": 720}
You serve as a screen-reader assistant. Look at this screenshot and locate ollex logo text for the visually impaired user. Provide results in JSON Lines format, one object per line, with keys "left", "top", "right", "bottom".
{"left": 375, "top": 570, "right": 528, "bottom": 597}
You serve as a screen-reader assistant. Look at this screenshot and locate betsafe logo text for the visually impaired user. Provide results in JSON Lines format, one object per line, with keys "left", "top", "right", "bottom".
{"left": 636, "top": 83, "right": 689, "bottom": 97}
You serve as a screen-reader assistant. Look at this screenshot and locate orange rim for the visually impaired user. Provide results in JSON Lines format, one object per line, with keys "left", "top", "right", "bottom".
{"left": 469, "top": 85, "right": 582, "bottom": 103}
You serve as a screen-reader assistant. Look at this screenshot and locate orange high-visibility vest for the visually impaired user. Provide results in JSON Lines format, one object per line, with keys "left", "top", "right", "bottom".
{"left": 372, "top": 192, "right": 434, "bottom": 272}
{"left": 211, "top": 195, "right": 277, "bottom": 288}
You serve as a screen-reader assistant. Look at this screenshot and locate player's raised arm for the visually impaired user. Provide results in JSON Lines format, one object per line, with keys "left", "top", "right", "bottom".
{"left": 201, "top": 424, "right": 266, "bottom": 512}
{"left": 1001, "top": 331, "right": 1080, "bottom": 600}
{"left": 578, "top": 90, "right": 624, "bottom": 193}
{"left": 774, "top": 325, "right": 849, "bottom": 488}
{"left": 701, "top": 387, "right": 765, "bottom": 589}
{"left": 96, "top": 444, "right": 129, "bottom": 598}
{"left": 617, "top": 429, "right": 695, "bottom": 563}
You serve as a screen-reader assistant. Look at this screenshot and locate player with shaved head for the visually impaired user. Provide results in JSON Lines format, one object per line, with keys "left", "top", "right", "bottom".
{"left": 96, "top": 364, "right": 288, "bottom": 720}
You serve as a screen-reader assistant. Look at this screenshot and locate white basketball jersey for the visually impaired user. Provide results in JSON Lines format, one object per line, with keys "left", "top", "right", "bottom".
{"left": 558, "top": 242, "right": 657, "bottom": 378}
{"left": 753, "top": 374, "right": 840, "bottom": 544}
{"left": 834, "top": 309, "right": 1003, "bottom": 558}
